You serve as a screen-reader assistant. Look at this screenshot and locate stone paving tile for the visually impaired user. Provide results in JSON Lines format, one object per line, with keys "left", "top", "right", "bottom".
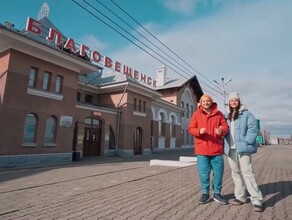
{"left": 0, "top": 145, "right": 291, "bottom": 220}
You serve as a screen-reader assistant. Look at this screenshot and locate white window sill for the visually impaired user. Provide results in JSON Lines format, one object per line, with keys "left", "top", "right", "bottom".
{"left": 27, "top": 87, "right": 63, "bottom": 100}
{"left": 133, "top": 111, "right": 146, "bottom": 117}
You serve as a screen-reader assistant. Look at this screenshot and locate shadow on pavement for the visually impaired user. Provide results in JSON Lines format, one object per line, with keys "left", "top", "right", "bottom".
{"left": 260, "top": 181, "right": 292, "bottom": 207}
{"left": 223, "top": 181, "right": 292, "bottom": 209}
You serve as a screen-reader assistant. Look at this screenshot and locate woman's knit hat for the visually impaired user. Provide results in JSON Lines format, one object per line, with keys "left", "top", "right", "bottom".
{"left": 228, "top": 92, "right": 240, "bottom": 101}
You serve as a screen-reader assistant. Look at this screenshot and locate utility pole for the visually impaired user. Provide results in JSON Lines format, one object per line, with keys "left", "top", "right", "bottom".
{"left": 213, "top": 77, "right": 232, "bottom": 111}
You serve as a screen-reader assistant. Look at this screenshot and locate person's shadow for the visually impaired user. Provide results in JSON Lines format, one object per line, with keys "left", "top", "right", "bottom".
{"left": 259, "top": 181, "right": 292, "bottom": 208}
{"left": 224, "top": 181, "right": 292, "bottom": 209}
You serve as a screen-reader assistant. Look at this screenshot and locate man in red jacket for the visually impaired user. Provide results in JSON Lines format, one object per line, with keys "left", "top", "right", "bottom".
{"left": 188, "top": 94, "right": 228, "bottom": 205}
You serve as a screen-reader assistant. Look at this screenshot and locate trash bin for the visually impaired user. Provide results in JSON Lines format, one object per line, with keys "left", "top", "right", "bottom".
{"left": 72, "top": 151, "right": 80, "bottom": 161}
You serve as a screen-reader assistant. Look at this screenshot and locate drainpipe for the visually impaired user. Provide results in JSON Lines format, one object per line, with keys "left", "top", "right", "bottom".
{"left": 115, "top": 83, "right": 129, "bottom": 156}
{"left": 116, "top": 110, "right": 121, "bottom": 156}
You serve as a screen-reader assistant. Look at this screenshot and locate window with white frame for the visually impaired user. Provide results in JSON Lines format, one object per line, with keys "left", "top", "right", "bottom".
{"left": 55, "top": 75, "right": 63, "bottom": 93}
{"left": 134, "top": 98, "right": 137, "bottom": 111}
{"left": 22, "top": 113, "right": 38, "bottom": 144}
{"left": 181, "top": 101, "right": 185, "bottom": 117}
{"left": 42, "top": 71, "right": 52, "bottom": 91}
{"left": 159, "top": 112, "right": 166, "bottom": 136}
{"left": 28, "top": 67, "right": 38, "bottom": 88}
{"left": 170, "top": 115, "right": 176, "bottom": 137}
{"left": 44, "top": 116, "right": 57, "bottom": 144}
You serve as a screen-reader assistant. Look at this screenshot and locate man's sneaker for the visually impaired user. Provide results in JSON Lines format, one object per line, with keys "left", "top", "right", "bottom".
{"left": 232, "top": 199, "right": 245, "bottom": 206}
{"left": 213, "top": 194, "right": 228, "bottom": 205}
{"left": 199, "top": 194, "right": 210, "bottom": 204}
{"left": 253, "top": 204, "right": 264, "bottom": 212}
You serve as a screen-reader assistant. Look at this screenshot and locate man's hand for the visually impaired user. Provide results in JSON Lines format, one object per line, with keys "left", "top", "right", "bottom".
{"left": 215, "top": 126, "right": 222, "bottom": 135}
{"left": 200, "top": 128, "right": 206, "bottom": 134}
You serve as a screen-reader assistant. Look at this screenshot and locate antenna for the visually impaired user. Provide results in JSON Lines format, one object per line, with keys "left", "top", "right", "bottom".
{"left": 38, "top": 2, "right": 50, "bottom": 20}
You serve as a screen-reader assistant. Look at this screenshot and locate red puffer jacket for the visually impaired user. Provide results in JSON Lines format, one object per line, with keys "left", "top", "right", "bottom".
{"left": 188, "top": 103, "right": 228, "bottom": 156}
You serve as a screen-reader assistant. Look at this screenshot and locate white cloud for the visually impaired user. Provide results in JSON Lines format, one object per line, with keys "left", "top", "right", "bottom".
{"left": 161, "top": 0, "right": 204, "bottom": 14}
{"left": 77, "top": 34, "right": 108, "bottom": 51}
{"left": 109, "top": 0, "right": 292, "bottom": 137}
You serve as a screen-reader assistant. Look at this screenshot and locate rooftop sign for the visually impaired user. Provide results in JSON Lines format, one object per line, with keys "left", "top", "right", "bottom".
{"left": 26, "top": 17, "right": 157, "bottom": 87}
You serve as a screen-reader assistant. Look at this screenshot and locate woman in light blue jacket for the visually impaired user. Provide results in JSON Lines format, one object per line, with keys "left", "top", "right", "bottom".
{"left": 224, "top": 92, "right": 263, "bottom": 212}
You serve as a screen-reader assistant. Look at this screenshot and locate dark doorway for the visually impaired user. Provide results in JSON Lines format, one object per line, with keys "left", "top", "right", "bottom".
{"left": 83, "top": 127, "right": 101, "bottom": 157}
{"left": 134, "top": 127, "right": 143, "bottom": 155}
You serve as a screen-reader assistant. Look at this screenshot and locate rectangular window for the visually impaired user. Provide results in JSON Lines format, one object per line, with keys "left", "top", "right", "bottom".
{"left": 43, "top": 71, "right": 52, "bottom": 91}
{"left": 138, "top": 100, "right": 142, "bottom": 112}
{"left": 143, "top": 101, "right": 146, "bottom": 113}
{"left": 28, "top": 67, "right": 38, "bottom": 88}
{"left": 134, "top": 98, "right": 137, "bottom": 111}
{"left": 55, "top": 75, "right": 63, "bottom": 93}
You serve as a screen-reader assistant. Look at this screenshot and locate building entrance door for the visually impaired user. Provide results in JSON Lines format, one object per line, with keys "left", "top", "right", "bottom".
{"left": 83, "top": 127, "right": 101, "bottom": 157}
{"left": 133, "top": 127, "right": 143, "bottom": 155}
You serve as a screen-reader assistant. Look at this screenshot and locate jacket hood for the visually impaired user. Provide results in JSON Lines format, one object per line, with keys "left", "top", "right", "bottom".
{"left": 239, "top": 104, "right": 247, "bottom": 112}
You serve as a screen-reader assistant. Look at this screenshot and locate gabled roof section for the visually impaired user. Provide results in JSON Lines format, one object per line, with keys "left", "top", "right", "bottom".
{"left": 21, "top": 17, "right": 67, "bottom": 50}
{"left": 17, "top": 16, "right": 101, "bottom": 69}
{"left": 154, "top": 78, "right": 188, "bottom": 90}
{"left": 79, "top": 70, "right": 154, "bottom": 87}
{"left": 155, "top": 75, "right": 204, "bottom": 102}
{"left": 189, "top": 75, "right": 204, "bottom": 102}
{"left": 79, "top": 70, "right": 162, "bottom": 98}
{"left": 79, "top": 70, "right": 130, "bottom": 86}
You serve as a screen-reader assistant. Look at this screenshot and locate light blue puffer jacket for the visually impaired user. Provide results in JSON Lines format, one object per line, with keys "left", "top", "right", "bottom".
{"left": 224, "top": 105, "right": 259, "bottom": 156}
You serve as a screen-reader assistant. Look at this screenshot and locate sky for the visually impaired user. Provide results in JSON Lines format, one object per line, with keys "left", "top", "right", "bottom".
{"left": 1, "top": 0, "right": 291, "bottom": 138}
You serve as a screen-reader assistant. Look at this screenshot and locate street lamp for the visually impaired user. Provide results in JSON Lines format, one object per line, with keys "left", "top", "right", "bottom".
{"left": 213, "top": 77, "right": 232, "bottom": 111}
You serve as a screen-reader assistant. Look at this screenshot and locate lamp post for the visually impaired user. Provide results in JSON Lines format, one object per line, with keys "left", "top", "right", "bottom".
{"left": 213, "top": 77, "right": 232, "bottom": 111}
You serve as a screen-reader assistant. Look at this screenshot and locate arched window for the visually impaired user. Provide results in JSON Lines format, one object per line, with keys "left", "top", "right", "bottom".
{"left": 181, "top": 101, "right": 185, "bottom": 117}
{"left": 44, "top": 116, "right": 57, "bottom": 144}
{"left": 170, "top": 115, "right": 176, "bottom": 137}
{"left": 159, "top": 112, "right": 165, "bottom": 136}
{"left": 22, "top": 113, "right": 38, "bottom": 144}
{"left": 186, "top": 103, "right": 189, "bottom": 119}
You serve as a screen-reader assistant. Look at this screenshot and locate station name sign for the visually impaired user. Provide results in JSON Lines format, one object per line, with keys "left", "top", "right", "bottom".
{"left": 26, "top": 17, "right": 157, "bottom": 87}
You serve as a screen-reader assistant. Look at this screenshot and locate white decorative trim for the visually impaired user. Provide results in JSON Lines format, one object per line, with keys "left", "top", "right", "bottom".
{"left": 133, "top": 111, "right": 146, "bottom": 117}
{"left": 27, "top": 87, "right": 63, "bottom": 100}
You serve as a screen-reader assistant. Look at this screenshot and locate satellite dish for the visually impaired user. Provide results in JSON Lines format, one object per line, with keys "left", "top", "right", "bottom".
{"left": 38, "top": 2, "right": 50, "bottom": 20}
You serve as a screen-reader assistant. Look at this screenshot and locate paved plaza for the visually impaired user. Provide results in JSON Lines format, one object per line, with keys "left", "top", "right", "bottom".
{"left": 0, "top": 145, "right": 291, "bottom": 220}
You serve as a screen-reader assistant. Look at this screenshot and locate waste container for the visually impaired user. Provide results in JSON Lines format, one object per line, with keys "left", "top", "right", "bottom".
{"left": 72, "top": 151, "right": 80, "bottom": 161}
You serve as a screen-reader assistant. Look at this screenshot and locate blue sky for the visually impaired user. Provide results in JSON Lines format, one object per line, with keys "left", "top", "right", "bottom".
{"left": 1, "top": 0, "right": 292, "bottom": 138}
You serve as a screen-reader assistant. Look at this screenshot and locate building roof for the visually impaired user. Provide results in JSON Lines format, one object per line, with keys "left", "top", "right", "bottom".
{"left": 155, "top": 75, "right": 204, "bottom": 102}
{"left": 13, "top": 16, "right": 103, "bottom": 71}
{"left": 21, "top": 16, "right": 67, "bottom": 50}
{"left": 79, "top": 70, "right": 149, "bottom": 86}
{"left": 79, "top": 70, "right": 162, "bottom": 98}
